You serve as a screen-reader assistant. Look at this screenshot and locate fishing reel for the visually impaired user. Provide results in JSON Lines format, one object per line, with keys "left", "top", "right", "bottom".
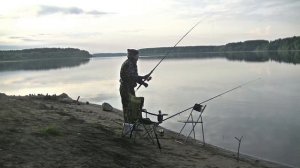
{"left": 140, "top": 75, "right": 152, "bottom": 88}
{"left": 146, "top": 76, "right": 152, "bottom": 81}
{"left": 193, "top": 103, "right": 203, "bottom": 112}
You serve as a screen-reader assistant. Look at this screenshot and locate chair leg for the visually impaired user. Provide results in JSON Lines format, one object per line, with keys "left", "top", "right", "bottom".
{"left": 142, "top": 124, "right": 161, "bottom": 150}
{"left": 133, "top": 123, "right": 141, "bottom": 142}
{"left": 142, "top": 124, "right": 155, "bottom": 144}
{"left": 121, "top": 123, "right": 125, "bottom": 137}
{"left": 122, "top": 123, "right": 134, "bottom": 137}
{"left": 153, "top": 125, "right": 161, "bottom": 150}
{"left": 126, "top": 120, "right": 162, "bottom": 150}
{"left": 130, "top": 123, "right": 136, "bottom": 138}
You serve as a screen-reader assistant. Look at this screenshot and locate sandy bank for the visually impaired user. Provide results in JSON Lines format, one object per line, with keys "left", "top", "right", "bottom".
{"left": 0, "top": 93, "right": 292, "bottom": 168}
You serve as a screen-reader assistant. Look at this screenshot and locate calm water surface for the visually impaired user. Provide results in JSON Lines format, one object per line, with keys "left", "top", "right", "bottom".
{"left": 1, "top": 56, "right": 300, "bottom": 167}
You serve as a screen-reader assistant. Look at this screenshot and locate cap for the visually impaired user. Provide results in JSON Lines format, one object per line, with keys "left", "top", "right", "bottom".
{"left": 127, "top": 49, "right": 139, "bottom": 58}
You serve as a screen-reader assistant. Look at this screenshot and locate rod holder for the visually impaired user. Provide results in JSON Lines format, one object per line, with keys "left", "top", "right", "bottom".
{"left": 235, "top": 136, "right": 243, "bottom": 161}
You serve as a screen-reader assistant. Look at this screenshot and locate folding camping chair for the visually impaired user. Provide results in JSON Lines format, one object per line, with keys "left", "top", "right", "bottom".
{"left": 122, "top": 94, "right": 161, "bottom": 149}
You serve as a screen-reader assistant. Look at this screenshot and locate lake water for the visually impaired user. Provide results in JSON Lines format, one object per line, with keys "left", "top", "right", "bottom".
{"left": 1, "top": 56, "right": 300, "bottom": 167}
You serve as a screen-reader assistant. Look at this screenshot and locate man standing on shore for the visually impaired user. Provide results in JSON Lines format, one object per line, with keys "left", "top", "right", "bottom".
{"left": 119, "top": 49, "right": 151, "bottom": 122}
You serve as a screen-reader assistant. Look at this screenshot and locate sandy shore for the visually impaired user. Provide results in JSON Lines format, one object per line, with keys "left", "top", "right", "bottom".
{"left": 0, "top": 93, "right": 292, "bottom": 168}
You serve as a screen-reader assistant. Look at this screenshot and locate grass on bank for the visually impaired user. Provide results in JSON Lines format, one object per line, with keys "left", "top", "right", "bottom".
{"left": 39, "top": 125, "right": 62, "bottom": 136}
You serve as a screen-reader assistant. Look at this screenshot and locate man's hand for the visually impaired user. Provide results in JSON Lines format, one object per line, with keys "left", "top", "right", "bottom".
{"left": 144, "top": 72, "right": 151, "bottom": 80}
{"left": 144, "top": 73, "right": 152, "bottom": 81}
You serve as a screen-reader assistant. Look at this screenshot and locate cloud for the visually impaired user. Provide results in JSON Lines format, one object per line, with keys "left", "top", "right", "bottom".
{"left": 86, "top": 10, "right": 111, "bottom": 16}
{"left": 38, "top": 5, "right": 110, "bottom": 16}
{"left": 9, "top": 36, "right": 42, "bottom": 42}
{"left": 172, "top": 0, "right": 300, "bottom": 22}
{"left": 237, "top": 0, "right": 300, "bottom": 15}
{"left": 249, "top": 26, "right": 271, "bottom": 36}
{"left": 38, "top": 6, "right": 83, "bottom": 15}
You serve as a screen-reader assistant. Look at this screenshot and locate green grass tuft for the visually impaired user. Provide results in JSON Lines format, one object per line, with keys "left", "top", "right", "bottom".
{"left": 40, "top": 126, "right": 62, "bottom": 136}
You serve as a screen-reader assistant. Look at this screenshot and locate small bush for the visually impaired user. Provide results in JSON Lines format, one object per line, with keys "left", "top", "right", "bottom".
{"left": 40, "top": 126, "right": 62, "bottom": 136}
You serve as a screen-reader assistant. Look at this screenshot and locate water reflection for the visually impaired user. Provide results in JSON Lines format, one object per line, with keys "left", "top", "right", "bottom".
{"left": 0, "top": 58, "right": 90, "bottom": 72}
{"left": 225, "top": 51, "right": 300, "bottom": 64}
{"left": 1, "top": 51, "right": 298, "bottom": 73}
{"left": 141, "top": 51, "right": 300, "bottom": 64}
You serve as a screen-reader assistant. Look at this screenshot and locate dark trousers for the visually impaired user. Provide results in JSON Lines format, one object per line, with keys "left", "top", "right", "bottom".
{"left": 120, "top": 85, "right": 135, "bottom": 123}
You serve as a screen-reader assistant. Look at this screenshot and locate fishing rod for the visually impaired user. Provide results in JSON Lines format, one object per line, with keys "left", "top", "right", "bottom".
{"left": 163, "top": 78, "right": 261, "bottom": 121}
{"left": 136, "top": 20, "right": 202, "bottom": 91}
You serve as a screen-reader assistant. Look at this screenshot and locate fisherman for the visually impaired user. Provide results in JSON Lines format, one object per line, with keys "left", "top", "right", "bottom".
{"left": 119, "top": 49, "right": 151, "bottom": 122}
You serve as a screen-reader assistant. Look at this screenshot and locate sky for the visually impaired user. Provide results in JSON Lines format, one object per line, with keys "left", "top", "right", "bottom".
{"left": 0, "top": 0, "right": 300, "bottom": 53}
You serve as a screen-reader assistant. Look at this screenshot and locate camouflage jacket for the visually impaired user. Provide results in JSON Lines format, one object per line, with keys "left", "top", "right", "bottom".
{"left": 120, "top": 59, "right": 143, "bottom": 89}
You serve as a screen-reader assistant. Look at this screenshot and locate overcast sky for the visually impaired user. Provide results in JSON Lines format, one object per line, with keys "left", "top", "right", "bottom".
{"left": 0, "top": 0, "right": 299, "bottom": 53}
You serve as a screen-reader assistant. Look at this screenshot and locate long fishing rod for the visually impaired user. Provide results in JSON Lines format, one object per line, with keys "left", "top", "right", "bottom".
{"left": 163, "top": 78, "right": 261, "bottom": 121}
{"left": 136, "top": 20, "right": 202, "bottom": 91}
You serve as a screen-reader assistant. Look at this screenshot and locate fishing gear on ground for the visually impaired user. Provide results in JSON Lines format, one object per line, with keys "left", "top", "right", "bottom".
{"left": 163, "top": 78, "right": 261, "bottom": 121}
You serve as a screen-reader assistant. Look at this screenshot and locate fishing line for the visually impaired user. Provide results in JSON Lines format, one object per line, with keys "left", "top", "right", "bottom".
{"left": 136, "top": 20, "right": 203, "bottom": 91}
{"left": 163, "top": 78, "right": 261, "bottom": 121}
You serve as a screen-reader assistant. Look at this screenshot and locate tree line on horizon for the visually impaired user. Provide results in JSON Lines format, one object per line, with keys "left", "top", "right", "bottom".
{"left": 0, "top": 48, "right": 92, "bottom": 61}
{"left": 138, "top": 36, "right": 300, "bottom": 56}
{"left": 1, "top": 36, "right": 299, "bottom": 61}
